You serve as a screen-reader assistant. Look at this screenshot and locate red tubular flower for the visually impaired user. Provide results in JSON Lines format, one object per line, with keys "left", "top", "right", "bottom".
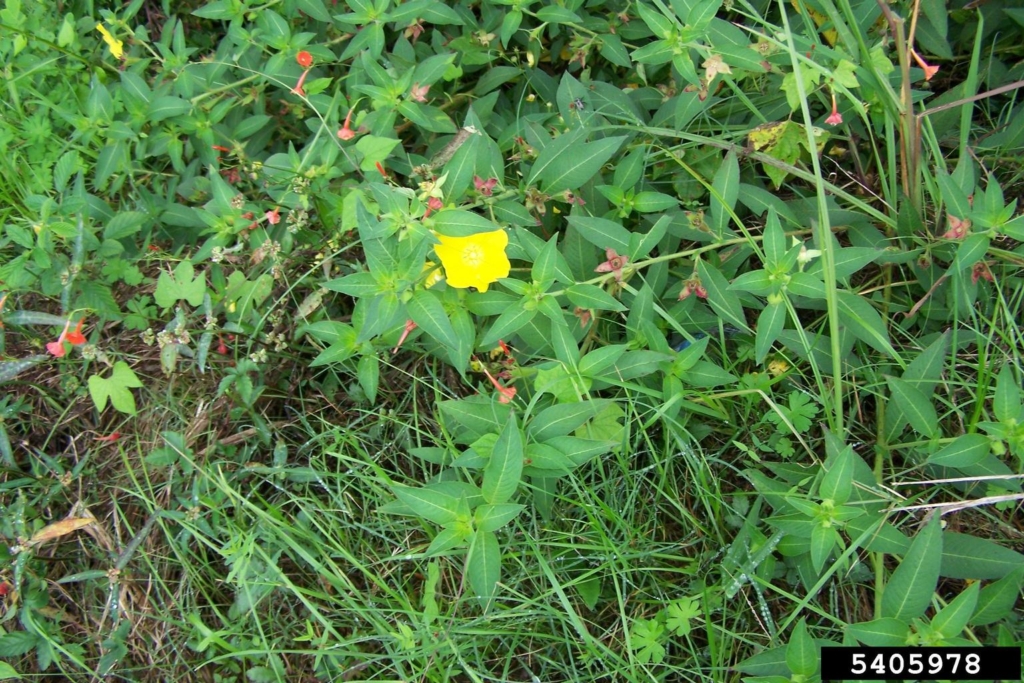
{"left": 266, "top": 208, "right": 281, "bottom": 225}
{"left": 296, "top": 51, "right": 313, "bottom": 68}
{"left": 392, "top": 320, "right": 418, "bottom": 354}
{"left": 911, "top": 49, "right": 939, "bottom": 81}
{"left": 423, "top": 196, "right": 442, "bottom": 218}
{"left": 479, "top": 362, "right": 517, "bottom": 404}
{"left": 825, "top": 91, "right": 843, "bottom": 126}
{"left": 47, "top": 318, "right": 86, "bottom": 357}
{"left": 66, "top": 320, "right": 87, "bottom": 345}
{"left": 338, "top": 108, "right": 356, "bottom": 140}
{"left": 291, "top": 69, "right": 310, "bottom": 96}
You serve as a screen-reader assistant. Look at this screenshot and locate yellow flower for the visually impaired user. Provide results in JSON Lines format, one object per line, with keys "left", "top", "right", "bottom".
{"left": 96, "top": 23, "right": 124, "bottom": 60}
{"left": 432, "top": 230, "right": 510, "bottom": 293}
{"left": 768, "top": 359, "right": 789, "bottom": 377}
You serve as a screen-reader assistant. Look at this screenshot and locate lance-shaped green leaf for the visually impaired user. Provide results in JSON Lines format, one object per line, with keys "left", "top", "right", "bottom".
{"left": 474, "top": 503, "right": 525, "bottom": 532}
{"left": 391, "top": 485, "right": 460, "bottom": 525}
{"left": 530, "top": 135, "right": 627, "bottom": 193}
{"left": 479, "top": 301, "right": 537, "bottom": 349}
{"left": 697, "top": 260, "right": 749, "bottom": 332}
{"left": 565, "top": 284, "right": 627, "bottom": 312}
{"left": 466, "top": 529, "right": 501, "bottom": 604}
{"left": 993, "top": 365, "right": 1022, "bottom": 423}
{"left": 566, "top": 216, "right": 631, "bottom": 254}
{"left": 528, "top": 400, "right": 611, "bottom": 441}
{"left": 881, "top": 515, "right": 941, "bottom": 621}
{"left": 755, "top": 301, "right": 786, "bottom": 364}
{"left": 885, "top": 377, "right": 938, "bottom": 439}
{"left": 930, "top": 581, "right": 979, "bottom": 640}
{"left": 926, "top": 434, "right": 989, "bottom": 468}
{"left": 482, "top": 413, "right": 524, "bottom": 504}
{"left": 846, "top": 618, "right": 911, "bottom": 646}
{"left": 709, "top": 150, "right": 739, "bottom": 238}
{"left": 785, "top": 618, "right": 818, "bottom": 678}
{"left": 820, "top": 445, "right": 855, "bottom": 505}
{"left": 941, "top": 532, "right": 1024, "bottom": 579}
{"left": 885, "top": 332, "right": 948, "bottom": 442}
{"left": 406, "top": 289, "right": 465, "bottom": 371}
{"left": 836, "top": 291, "right": 901, "bottom": 363}
{"left": 432, "top": 208, "right": 500, "bottom": 237}
{"left": 762, "top": 208, "right": 786, "bottom": 269}
{"left": 970, "top": 566, "right": 1024, "bottom": 626}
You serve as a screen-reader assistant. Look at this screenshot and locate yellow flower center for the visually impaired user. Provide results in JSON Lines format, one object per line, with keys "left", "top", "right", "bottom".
{"left": 462, "top": 244, "right": 485, "bottom": 268}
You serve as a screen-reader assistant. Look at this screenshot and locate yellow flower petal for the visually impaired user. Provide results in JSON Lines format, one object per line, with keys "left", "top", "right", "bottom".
{"left": 433, "top": 230, "right": 510, "bottom": 293}
{"left": 96, "top": 23, "right": 124, "bottom": 60}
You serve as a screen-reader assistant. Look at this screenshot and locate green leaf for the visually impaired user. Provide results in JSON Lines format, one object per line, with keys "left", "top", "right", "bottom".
{"left": 322, "top": 272, "right": 379, "bottom": 297}
{"left": 970, "top": 566, "right": 1024, "bottom": 626}
{"left": 885, "top": 377, "right": 938, "bottom": 439}
{"left": 697, "top": 260, "right": 749, "bottom": 332}
{"left": 531, "top": 234, "right": 560, "bottom": 284}
{"left": 432, "top": 209, "right": 500, "bottom": 237}
{"left": 937, "top": 169, "right": 972, "bottom": 219}
{"left": 941, "top": 532, "right": 1024, "bottom": 579}
{"left": 926, "top": 434, "right": 990, "bottom": 468}
{"left": 993, "top": 365, "right": 1021, "bottom": 423}
{"left": 881, "top": 515, "right": 941, "bottom": 621}
{"left": 103, "top": 211, "right": 148, "bottom": 241}
{"left": 0, "top": 631, "right": 38, "bottom": 657}
{"left": 820, "top": 446, "right": 855, "bottom": 505}
{"left": 154, "top": 260, "right": 206, "bottom": 309}
{"left": 294, "top": 0, "right": 333, "bottom": 21}
{"left": 530, "top": 135, "right": 626, "bottom": 193}
{"left": 391, "top": 485, "right": 460, "bottom": 525}
{"left": 565, "top": 284, "right": 627, "bottom": 312}
{"left": 357, "top": 353, "right": 379, "bottom": 404}
{"left": 785, "top": 618, "right": 818, "bottom": 677}
{"left": 355, "top": 135, "right": 401, "bottom": 172}
{"left": 528, "top": 400, "right": 611, "bottom": 441}
{"left": 846, "top": 517, "right": 910, "bottom": 554}
{"left": 439, "top": 397, "right": 505, "bottom": 440}
{"left": 954, "top": 234, "right": 990, "bottom": 271}
{"left": 683, "top": 360, "right": 737, "bottom": 387}
{"left": 536, "top": 5, "right": 581, "bottom": 23}
{"left": 87, "top": 361, "right": 144, "bottom": 415}
{"left": 579, "top": 345, "right": 627, "bottom": 376}
{"left": 632, "top": 192, "right": 677, "bottom": 213}
{"left": 148, "top": 96, "right": 192, "bottom": 123}
{"left": 482, "top": 412, "right": 523, "bottom": 504}
{"left": 406, "top": 289, "right": 464, "bottom": 371}
{"left": 474, "top": 503, "right": 525, "bottom": 532}
{"left": 665, "top": 597, "right": 701, "bottom": 636}
{"left": 846, "top": 618, "right": 910, "bottom": 646}
{"left": 930, "top": 581, "right": 979, "bottom": 640}
{"left": 755, "top": 302, "right": 785, "bottom": 364}
{"left": 709, "top": 150, "right": 739, "bottom": 238}
{"left": 480, "top": 302, "right": 537, "bottom": 349}
{"left": 885, "top": 332, "right": 948, "bottom": 442}
{"left": 466, "top": 529, "right": 501, "bottom": 603}
{"left": 549, "top": 317, "right": 579, "bottom": 366}
{"left": 566, "top": 216, "right": 631, "bottom": 254}
{"left": 629, "top": 215, "right": 670, "bottom": 260}
{"left": 836, "top": 291, "right": 901, "bottom": 362}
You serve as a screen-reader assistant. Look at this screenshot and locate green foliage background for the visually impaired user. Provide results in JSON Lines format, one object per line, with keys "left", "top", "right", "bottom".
{"left": 1, "top": 0, "right": 1024, "bottom": 679}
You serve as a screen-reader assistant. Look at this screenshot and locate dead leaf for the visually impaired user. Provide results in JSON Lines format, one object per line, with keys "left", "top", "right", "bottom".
{"left": 29, "top": 518, "right": 95, "bottom": 545}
